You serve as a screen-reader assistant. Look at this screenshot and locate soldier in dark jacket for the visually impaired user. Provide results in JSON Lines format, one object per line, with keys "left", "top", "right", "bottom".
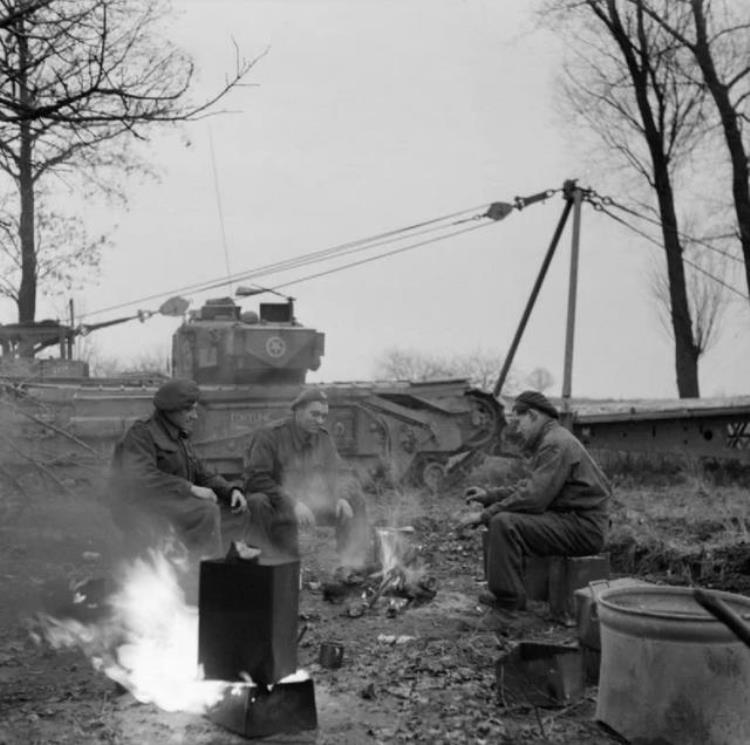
{"left": 243, "top": 388, "right": 369, "bottom": 563}
{"left": 110, "top": 379, "right": 251, "bottom": 559}
{"left": 461, "top": 390, "right": 611, "bottom": 611}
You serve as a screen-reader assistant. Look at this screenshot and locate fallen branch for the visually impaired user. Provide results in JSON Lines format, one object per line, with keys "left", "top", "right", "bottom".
{"left": 367, "top": 568, "right": 401, "bottom": 608}
{"left": 0, "top": 460, "right": 26, "bottom": 495}
{"left": 0, "top": 432, "right": 76, "bottom": 496}
{"left": 1, "top": 398, "right": 101, "bottom": 457}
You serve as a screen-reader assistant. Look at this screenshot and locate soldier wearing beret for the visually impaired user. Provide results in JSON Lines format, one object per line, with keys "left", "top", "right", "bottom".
{"left": 243, "top": 388, "right": 369, "bottom": 564}
{"left": 461, "top": 390, "right": 611, "bottom": 611}
{"left": 110, "top": 379, "right": 251, "bottom": 559}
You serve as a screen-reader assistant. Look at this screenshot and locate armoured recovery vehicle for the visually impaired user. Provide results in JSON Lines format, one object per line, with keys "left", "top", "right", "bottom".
{"left": 0, "top": 296, "right": 504, "bottom": 491}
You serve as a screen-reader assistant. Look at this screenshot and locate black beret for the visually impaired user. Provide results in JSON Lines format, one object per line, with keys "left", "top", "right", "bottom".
{"left": 153, "top": 379, "right": 200, "bottom": 412}
{"left": 291, "top": 388, "right": 328, "bottom": 410}
{"left": 513, "top": 390, "right": 559, "bottom": 419}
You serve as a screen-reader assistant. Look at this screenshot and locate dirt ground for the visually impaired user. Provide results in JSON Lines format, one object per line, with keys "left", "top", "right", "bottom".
{"left": 1, "top": 461, "right": 749, "bottom": 745}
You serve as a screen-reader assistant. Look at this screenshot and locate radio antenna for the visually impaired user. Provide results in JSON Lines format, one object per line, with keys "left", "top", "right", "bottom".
{"left": 208, "top": 123, "right": 233, "bottom": 293}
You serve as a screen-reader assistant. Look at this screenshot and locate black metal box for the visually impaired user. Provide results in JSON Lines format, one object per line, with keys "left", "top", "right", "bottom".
{"left": 198, "top": 555, "right": 299, "bottom": 685}
{"left": 548, "top": 553, "right": 610, "bottom": 623}
{"left": 496, "top": 641, "right": 585, "bottom": 708}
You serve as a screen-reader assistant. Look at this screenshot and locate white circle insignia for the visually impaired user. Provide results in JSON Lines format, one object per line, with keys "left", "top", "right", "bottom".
{"left": 265, "top": 336, "right": 287, "bottom": 358}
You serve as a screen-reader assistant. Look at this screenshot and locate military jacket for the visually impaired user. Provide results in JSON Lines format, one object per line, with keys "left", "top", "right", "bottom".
{"left": 243, "top": 417, "right": 345, "bottom": 510}
{"left": 483, "top": 420, "right": 611, "bottom": 521}
{"left": 111, "top": 411, "right": 236, "bottom": 504}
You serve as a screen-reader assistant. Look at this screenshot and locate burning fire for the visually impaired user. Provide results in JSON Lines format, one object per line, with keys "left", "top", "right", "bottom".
{"left": 32, "top": 550, "right": 226, "bottom": 714}
{"left": 362, "top": 526, "right": 436, "bottom": 609}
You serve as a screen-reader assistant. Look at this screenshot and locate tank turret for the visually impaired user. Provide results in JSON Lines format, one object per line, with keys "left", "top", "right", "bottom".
{"left": 172, "top": 298, "right": 325, "bottom": 385}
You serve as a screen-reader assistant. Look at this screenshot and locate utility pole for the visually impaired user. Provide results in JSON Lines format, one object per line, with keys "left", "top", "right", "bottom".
{"left": 561, "top": 184, "right": 583, "bottom": 420}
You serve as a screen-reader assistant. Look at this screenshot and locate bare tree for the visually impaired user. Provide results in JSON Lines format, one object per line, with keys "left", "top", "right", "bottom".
{"left": 0, "top": 0, "right": 258, "bottom": 338}
{"left": 0, "top": 192, "right": 108, "bottom": 307}
{"left": 650, "top": 242, "right": 729, "bottom": 357}
{"left": 0, "top": 0, "right": 53, "bottom": 30}
{"left": 543, "top": 0, "right": 710, "bottom": 397}
{"left": 636, "top": 0, "right": 750, "bottom": 298}
{"left": 86, "top": 348, "right": 169, "bottom": 378}
{"left": 373, "top": 348, "right": 454, "bottom": 382}
{"left": 526, "top": 367, "right": 555, "bottom": 392}
{"left": 373, "top": 347, "right": 523, "bottom": 392}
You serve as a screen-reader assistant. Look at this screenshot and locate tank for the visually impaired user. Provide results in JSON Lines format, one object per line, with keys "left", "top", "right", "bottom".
{"left": 172, "top": 297, "right": 324, "bottom": 385}
{"left": 0, "top": 297, "right": 503, "bottom": 490}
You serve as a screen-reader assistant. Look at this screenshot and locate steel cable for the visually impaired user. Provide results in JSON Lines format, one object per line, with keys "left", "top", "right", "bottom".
{"left": 79, "top": 203, "right": 493, "bottom": 318}
{"left": 597, "top": 196, "right": 744, "bottom": 266}
{"left": 593, "top": 203, "right": 749, "bottom": 301}
{"left": 270, "top": 221, "right": 494, "bottom": 291}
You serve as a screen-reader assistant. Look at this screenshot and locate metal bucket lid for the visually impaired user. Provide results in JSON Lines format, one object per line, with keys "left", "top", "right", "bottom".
{"left": 598, "top": 585, "right": 750, "bottom": 643}
{"left": 600, "top": 584, "right": 750, "bottom": 619}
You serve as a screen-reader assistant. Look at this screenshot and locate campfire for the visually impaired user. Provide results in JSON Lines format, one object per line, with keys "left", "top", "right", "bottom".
{"left": 322, "top": 526, "right": 437, "bottom": 616}
{"left": 28, "top": 524, "right": 435, "bottom": 736}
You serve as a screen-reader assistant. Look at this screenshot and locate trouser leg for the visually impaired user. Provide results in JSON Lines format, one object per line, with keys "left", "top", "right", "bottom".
{"left": 220, "top": 506, "right": 255, "bottom": 548}
{"left": 175, "top": 501, "right": 223, "bottom": 558}
{"left": 246, "top": 492, "right": 299, "bottom": 558}
{"left": 114, "top": 494, "right": 222, "bottom": 560}
{"left": 487, "top": 511, "right": 605, "bottom": 608}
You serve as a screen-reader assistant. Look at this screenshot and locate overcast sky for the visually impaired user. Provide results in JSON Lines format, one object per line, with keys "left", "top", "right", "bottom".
{"left": 7, "top": 0, "right": 749, "bottom": 399}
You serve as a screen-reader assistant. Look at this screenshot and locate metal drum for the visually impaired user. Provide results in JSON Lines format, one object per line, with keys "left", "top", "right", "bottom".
{"left": 596, "top": 585, "right": 750, "bottom": 745}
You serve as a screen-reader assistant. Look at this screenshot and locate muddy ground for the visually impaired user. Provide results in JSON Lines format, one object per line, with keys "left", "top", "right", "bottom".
{"left": 1, "top": 462, "right": 749, "bottom": 745}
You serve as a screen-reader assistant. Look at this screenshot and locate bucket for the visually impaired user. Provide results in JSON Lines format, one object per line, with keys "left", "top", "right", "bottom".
{"left": 596, "top": 585, "right": 750, "bottom": 745}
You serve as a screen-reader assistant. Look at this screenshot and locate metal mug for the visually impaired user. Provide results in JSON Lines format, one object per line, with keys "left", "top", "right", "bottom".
{"left": 318, "top": 641, "right": 344, "bottom": 669}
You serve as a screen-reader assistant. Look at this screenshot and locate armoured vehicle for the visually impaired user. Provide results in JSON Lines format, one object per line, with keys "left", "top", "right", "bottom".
{"left": 0, "top": 296, "right": 504, "bottom": 490}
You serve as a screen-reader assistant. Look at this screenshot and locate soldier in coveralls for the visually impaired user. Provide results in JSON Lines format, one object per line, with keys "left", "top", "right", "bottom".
{"left": 243, "top": 388, "right": 369, "bottom": 563}
{"left": 461, "top": 390, "right": 611, "bottom": 611}
{"left": 110, "top": 379, "right": 252, "bottom": 559}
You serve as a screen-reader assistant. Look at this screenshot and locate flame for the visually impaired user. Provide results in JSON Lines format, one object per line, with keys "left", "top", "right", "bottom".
{"left": 33, "top": 550, "right": 226, "bottom": 714}
{"left": 375, "top": 526, "right": 426, "bottom": 587}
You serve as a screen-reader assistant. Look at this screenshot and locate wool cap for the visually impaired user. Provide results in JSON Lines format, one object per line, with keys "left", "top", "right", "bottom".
{"left": 513, "top": 390, "right": 559, "bottom": 419}
{"left": 153, "top": 379, "right": 201, "bottom": 412}
{"left": 291, "top": 387, "right": 328, "bottom": 411}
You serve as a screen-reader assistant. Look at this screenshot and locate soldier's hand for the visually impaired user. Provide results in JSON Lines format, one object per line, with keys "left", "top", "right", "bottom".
{"left": 335, "top": 498, "right": 354, "bottom": 521}
{"left": 464, "top": 486, "right": 490, "bottom": 506}
{"left": 230, "top": 489, "right": 248, "bottom": 514}
{"left": 457, "top": 510, "right": 483, "bottom": 530}
{"left": 191, "top": 485, "right": 218, "bottom": 503}
{"left": 294, "top": 501, "right": 316, "bottom": 529}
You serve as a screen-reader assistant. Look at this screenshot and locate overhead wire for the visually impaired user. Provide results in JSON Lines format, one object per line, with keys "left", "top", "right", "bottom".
{"left": 79, "top": 203, "right": 494, "bottom": 319}
{"left": 166, "top": 218, "right": 490, "bottom": 299}
{"left": 592, "top": 201, "right": 750, "bottom": 301}
{"left": 599, "top": 196, "right": 744, "bottom": 266}
{"left": 271, "top": 220, "right": 494, "bottom": 291}
{"left": 208, "top": 124, "right": 233, "bottom": 293}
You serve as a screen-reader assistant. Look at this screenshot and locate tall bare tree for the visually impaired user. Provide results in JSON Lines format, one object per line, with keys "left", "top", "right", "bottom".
{"left": 650, "top": 242, "right": 729, "bottom": 358}
{"left": 543, "top": 0, "right": 710, "bottom": 397}
{"left": 0, "top": 191, "right": 108, "bottom": 308}
{"left": 0, "top": 0, "right": 256, "bottom": 338}
{"left": 635, "top": 0, "right": 750, "bottom": 299}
